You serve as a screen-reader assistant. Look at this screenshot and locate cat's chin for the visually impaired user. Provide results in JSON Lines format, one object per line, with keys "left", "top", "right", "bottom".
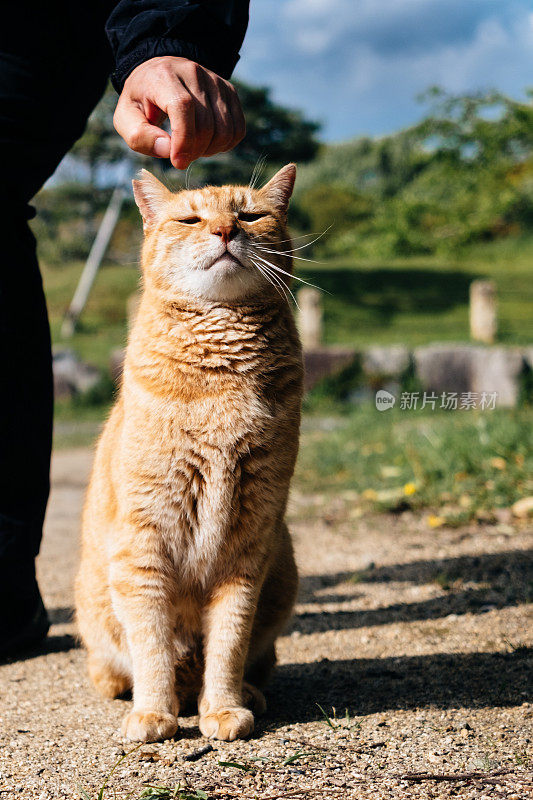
{"left": 205, "top": 254, "right": 244, "bottom": 273}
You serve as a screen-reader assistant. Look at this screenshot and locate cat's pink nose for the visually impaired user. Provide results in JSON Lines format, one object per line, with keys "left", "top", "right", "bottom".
{"left": 211, "top": 222, "right": 237, "bottom": 244}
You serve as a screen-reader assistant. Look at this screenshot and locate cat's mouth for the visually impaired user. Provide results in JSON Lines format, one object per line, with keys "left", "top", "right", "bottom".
{"left": 204, "top": 253, "right": 244, "bottom": 271}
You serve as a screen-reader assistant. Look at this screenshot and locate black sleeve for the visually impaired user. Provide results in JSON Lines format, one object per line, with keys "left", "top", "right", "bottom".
{"left": 106, "top": 0, "right": 250, "bottom": 93}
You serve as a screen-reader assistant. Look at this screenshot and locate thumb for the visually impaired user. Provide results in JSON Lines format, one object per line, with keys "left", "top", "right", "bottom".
{"left": 114, "top": 99, "right": 171, "bottom": 158}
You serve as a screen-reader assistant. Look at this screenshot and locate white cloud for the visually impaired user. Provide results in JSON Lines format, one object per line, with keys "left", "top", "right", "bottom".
{"left": 237, "top": 0, "right": 533, "bottom": 140}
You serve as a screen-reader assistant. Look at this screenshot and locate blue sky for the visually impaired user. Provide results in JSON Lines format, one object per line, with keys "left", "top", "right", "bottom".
{"left": 236, "top": 0, "right": 533, "bottom": 142}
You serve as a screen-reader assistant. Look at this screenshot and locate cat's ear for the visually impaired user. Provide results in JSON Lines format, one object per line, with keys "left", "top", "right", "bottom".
{"left": 260, "top": 163, "right": 297, "bottom": 213}
{"left": 132, "top": 169, "right": 172, "bottom": 232}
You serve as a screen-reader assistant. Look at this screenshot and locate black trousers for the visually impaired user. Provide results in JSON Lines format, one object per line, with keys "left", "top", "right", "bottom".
{"left": 0, "top": 5, "right": 112, "bottom": 569}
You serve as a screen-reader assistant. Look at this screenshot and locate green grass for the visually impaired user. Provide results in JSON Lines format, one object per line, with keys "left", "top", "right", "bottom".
{"left": 300, "top": 243, "right": 533, "bottom": 346}
{"left": 295, "top": 403, "right": 533, "bottom": 522}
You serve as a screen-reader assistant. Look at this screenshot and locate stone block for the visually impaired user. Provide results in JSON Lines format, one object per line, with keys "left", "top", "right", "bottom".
{"left": 414, "top": 344, "right": 525, "bottom": 407}
{"left": 362, "top": 345, "right": 410, "bottom": 378}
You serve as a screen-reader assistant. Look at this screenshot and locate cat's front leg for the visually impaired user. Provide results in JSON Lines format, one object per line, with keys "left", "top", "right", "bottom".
{"left": 110, "top": 545, "right": 178, "bottom": 742}
{"left": 199, "top": 578, "right": 258, "bottom": 741}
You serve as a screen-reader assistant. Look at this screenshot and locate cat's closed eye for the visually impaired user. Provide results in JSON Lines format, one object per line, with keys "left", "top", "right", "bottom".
{"left": 176, "top": 216, "right": 202, "bottom": 224}
{"left": 238, "top": 211, "right": 267, "bottom": 222}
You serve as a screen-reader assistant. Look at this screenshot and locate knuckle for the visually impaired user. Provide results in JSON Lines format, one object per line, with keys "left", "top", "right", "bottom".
{"left": 160, "top": 60, "right": 175, "bottom": 76}
{"left": 222, "top": 133, "right": 235, "bottom": 150}
{"left": 187, "top": 60, "right": 203, "bottom": 77}
{"left": 216, "top": 78, "right": 229, "bottom": 100}
{"left": 197, "top": 130, "right": 213, "bottom": 153}
{"left": 127, "top": 125, "right": 145, "bottom": 150}
{"left": 172, "top": 93, "right": 194, "bottom": 113}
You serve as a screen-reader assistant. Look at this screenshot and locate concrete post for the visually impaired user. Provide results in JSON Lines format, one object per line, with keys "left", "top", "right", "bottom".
{"left": 297, "top": 287, "right": 323, "bottom": 349}
{"left": 470, "top": 279, "right": 497, "bottom": 343}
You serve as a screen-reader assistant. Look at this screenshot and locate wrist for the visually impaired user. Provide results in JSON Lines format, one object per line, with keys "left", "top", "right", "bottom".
{"left": 112, "top": 40, "right": 239, "bottom": 93}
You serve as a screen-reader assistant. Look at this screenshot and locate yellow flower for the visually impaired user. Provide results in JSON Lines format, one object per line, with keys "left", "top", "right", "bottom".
{"left": 362, "top": 489, "right": 378, "bottom": 501}
{"left": 428, "top": 514, "right": 446, "bottom": 528}
{"left": 490, "top": 457, "right": 506, "bottom": 470}
{"left": 403, "top": 482, "right": 417, "bottom": 496}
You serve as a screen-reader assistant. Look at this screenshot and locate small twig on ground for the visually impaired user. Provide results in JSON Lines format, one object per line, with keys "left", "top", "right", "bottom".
{"left": 183, "top": 745, "right": 214, "bottom": 762}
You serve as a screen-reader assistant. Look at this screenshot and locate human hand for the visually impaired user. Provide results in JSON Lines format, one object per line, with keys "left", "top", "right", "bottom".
{"left": 113, "top": 56, "right": 246, "bottom": 169}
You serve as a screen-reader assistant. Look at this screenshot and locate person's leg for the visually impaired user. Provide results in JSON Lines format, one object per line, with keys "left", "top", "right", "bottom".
{"left": 0, "top": 5, "right": 112, "bottom": 654}
{"left": 0, "top": 204, "right": 54, "bottom": 652}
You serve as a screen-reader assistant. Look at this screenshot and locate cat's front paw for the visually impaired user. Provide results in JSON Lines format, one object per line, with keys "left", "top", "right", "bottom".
{"left": 199, "top": 706, "right": 254, "bottom": 741}
{"left": 121, "top": 710, "right": 178, "bottom": 742}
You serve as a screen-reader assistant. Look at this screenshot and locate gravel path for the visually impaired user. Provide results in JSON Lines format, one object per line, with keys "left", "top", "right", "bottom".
{"left": 0, "top": 448, "right": 531, "bottom": 799}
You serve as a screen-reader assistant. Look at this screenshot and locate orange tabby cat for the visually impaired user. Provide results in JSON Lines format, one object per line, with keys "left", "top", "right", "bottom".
{"left": 75, "top": 165, "right": 303, "bottom": 743}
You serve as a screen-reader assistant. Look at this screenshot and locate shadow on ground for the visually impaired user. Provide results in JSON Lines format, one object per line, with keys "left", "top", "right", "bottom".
{"left": 0, "top": 631, "right": 78, "bottom": 666}
{"left": 48, "top": 606, "right": 74, "bottom": 625}
{"left": 273, "top": 548, "right": 533, "bottom": 724}
{"left": 294, "top": 549, "right": 533, "bottom": 634}
{"left": 267, "top": 647, "right": 532, "bottom": 725}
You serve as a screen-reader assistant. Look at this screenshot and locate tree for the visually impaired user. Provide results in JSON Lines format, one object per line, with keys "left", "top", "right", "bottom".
{"left": 295, "top": 87, "right": 533, "bottom": 258}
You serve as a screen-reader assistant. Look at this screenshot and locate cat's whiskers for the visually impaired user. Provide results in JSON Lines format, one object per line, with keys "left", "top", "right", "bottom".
{"left": 250, "top": 256, "right": 295, "bottom": 307}
{"left": 256, "top": 226, "right": 332, "bottom": 252}
{"left": 253, "top": 246, "right": 319, "bottom": 263}
{"left": 249, "top": 254, "right": 300, "bottom": 308}
{"left": 185, "top": 164, "right": 193, "bottom": 191}
{"left": 256, "top": 231, "right": 325, "bottom": 245}
{"left": 249, "top": 256, "right": 293, "bottom": 307}
{"left": 249, "top": 155, "right": 268, "bottom": 190}
{"left": 249, "top": 248, "right": 325, "bottom": 293}
{"left": 250, "top": 260, "right": 289, "bottom": 306}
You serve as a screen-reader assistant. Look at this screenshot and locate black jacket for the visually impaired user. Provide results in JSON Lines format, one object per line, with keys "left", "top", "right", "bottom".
{"left": 106, "top": 0, "right": 250, "bottom": 92}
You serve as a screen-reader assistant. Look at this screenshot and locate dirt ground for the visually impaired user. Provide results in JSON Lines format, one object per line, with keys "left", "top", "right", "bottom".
{"left": 0, "top": 448, "right": 531, "bottom": 799}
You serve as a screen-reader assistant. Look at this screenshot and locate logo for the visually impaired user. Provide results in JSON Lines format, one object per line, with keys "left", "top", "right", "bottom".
{"left": 375, "top": 389, "right": 396, "bottom": 411}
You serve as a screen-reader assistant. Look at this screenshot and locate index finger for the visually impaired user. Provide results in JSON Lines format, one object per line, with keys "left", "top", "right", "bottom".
{"left": 164, "top": 89, "right": 196, "bottom": 170}
{"left": 113, "top": 98, "right": 171, "bottom": 158}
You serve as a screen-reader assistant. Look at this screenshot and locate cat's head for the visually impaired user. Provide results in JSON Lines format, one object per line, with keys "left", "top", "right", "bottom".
{"left": 132, "top": 164, "right": 297, "bottom": 303}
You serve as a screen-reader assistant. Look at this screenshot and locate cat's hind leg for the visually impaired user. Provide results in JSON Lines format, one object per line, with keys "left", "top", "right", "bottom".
{"left": 242, "top": 679, "right": 267, "bottom": 715}
{"left": 88, "top": 651, "right": 131, "bottom": 699}
{"left": 76, "top": 562, "right": 133, "bottom": 700}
